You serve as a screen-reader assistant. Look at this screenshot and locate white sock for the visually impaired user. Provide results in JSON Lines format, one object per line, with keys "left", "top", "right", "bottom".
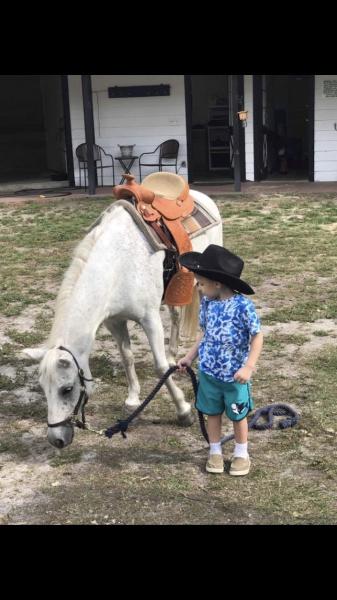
{"left": 234, "top": 442, "right": 248, "bottom": 458}
{"left": 209, "top": 442, "right": 222, "bottom": 455}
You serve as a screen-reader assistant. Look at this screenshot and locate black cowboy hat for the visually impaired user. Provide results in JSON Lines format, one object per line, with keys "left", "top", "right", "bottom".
{"left": 179, "top": 244, "right": 255, "bottom": 295}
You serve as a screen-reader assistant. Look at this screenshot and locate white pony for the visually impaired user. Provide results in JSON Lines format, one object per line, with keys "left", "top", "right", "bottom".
{"left": 25, "top": 186, "right": 222, "bottom": 448}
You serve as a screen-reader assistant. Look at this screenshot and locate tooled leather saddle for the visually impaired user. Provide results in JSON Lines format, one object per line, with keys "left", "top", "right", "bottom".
{"left": 113, "top": 172, "right": 195, "bottom": 305}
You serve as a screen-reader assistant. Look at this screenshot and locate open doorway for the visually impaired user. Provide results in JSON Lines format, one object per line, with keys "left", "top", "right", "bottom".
{"left": 185, "top": 75, "right": 236, "bottom": 183}
{"left": 0, "top": 75, "right": 71, "bottom": 192}
{"left": 254, "top": 75, "right": 314, "bottom": 180}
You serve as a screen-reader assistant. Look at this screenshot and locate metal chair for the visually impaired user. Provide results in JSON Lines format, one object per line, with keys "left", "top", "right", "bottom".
{"left": 76, "top": 143, "right": 115, "bottom": 189}
{"left": 139, "top": 139, "right": 179, "bottom": 182}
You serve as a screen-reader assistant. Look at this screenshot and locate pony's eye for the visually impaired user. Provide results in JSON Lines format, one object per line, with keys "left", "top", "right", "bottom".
{"left": 61, "top": 386, "right": 73, "bottom": 396}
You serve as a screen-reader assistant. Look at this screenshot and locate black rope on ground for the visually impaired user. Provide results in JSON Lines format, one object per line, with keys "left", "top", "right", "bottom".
{"left": 104, "top": 365, "right": 300, "bottom": 444}
{"left": 105, "top": 365, "right": 179, "bottom": 439}
{"left": 219, "top": 402, "right": 300, "bottom": 445}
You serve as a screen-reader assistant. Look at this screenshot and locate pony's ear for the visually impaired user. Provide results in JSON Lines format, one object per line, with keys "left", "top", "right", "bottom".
{"left": 22, "top": 346, "right": 47, "bottom": 361}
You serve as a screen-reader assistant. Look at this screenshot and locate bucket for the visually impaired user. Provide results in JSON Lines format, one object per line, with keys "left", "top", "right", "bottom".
{"left": 118, "top": 144, "right": 135, "bottom": 158}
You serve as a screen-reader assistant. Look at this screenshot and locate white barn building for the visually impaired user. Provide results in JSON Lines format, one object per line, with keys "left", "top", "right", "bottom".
{"left": 1, "top": 74, "right": 337, "bottom": 191}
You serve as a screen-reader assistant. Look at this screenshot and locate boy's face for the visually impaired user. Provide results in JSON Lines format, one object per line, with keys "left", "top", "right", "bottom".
{"left": 195, "top": 275, "right": 220, "bottom": 299}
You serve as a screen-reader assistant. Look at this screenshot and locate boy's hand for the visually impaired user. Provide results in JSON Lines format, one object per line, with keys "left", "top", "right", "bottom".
{"left": 233, "top": 365, "right": 254, "bottom": 384}
{"left": 176, "top": 357, "right": 192, "bottom": 373}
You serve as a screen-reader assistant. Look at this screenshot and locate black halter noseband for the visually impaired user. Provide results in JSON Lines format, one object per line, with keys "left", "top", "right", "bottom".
{"left": 47, "top": 346, "right": 94, "bottom": 429}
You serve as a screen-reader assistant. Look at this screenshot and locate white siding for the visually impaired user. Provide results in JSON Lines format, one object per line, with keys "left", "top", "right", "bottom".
{"left": 244, "top": 75, "right": 254, "bottom": 181}
{"left": 314, "top": 75, "right": 337, "bottom": 181}
{"left": 67, "top": 74, "right": 337, "bottom": 185}
{"left": 68, "top": 75, "right": 188, "bottom": 186}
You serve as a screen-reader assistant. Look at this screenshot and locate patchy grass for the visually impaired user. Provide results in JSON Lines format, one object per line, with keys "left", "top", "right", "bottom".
{"left": 0, "top": 197, "right": 113, "bottom": 317}
{"left": 0, "top": 398, "right": 45, "bottom": 420}
{"left": 264, "top": 333, "right": 311, "bottom": 349}
{"left": 49, "top": 449, "right": 83, "bottom": 468}
{"left": 312, "top": 330, "right": 331, "bottom": 337}
{"left": 0, "top": 432, "right": 31, "bottom": 458}
{"left": 0, "top": 374, "right": 17, "bottom": 391}
{"left": 0, "top": 343, "right": 19, "bottom": 362}
{"left": 1, "top": 193, "right": 337, "bottom": 524}
{"left": 89, "top": 354, "right": 117, "bottom": 383}
{"left": 4, "top": 329, "right": 46, "bottom": 347}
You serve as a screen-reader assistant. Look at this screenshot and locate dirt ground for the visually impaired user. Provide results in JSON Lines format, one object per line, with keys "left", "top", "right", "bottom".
{"left": 1, "top": 193, "right": 337, "bottom": 525}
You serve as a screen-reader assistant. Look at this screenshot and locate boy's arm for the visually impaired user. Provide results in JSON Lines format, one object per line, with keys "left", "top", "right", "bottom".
{"left": 177, "top": 331, "right": 204, "bottom": 370}
{"left": 245, "top": 330, "right": 264, "bottom": 370}
{"left": 234, "top": 331, "right": 263, "bottom": 384}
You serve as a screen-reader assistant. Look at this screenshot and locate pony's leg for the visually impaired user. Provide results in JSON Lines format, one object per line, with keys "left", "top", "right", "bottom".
{"left": 104, "top": 319, "right": 141, "bottom": 409}
{"left": 167, "top": 306, "right": 181, "bottom": 366}
{"left": 140, "top": 310, "right": 194, "bottom": 426}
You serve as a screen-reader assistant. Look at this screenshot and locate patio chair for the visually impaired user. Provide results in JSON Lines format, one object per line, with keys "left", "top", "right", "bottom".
{"left": 76, "top": 143, "right": 115, "bottom": 189}
{"left": 139, "top": 139, "right": 179, "bottom": 182}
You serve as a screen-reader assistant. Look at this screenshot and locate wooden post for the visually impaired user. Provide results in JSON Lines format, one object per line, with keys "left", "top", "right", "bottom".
{"left": 61, "top": 75, "right": 75, "bottom": 187}
{"left": 81, "top": 75, "right": 96, "bottom": 195}
{"left": 231, "top": 74, "right": 241, "bottom": 192}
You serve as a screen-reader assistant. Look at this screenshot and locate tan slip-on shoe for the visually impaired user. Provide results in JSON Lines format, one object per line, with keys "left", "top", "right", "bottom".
{"left": 206, "top": 454, "right": 224, "bottom": 474}
{"left": 229, "top": 455, "right": 251, "bottom": 476}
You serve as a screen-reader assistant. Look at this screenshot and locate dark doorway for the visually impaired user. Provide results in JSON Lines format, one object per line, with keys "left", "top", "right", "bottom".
{"left": 0, "top": 75, "right": 70, "bottom": 188}
{"left": 185, "top": 75, "right": 239, "bottom": 184}
{"left": 254, "top": 75, "right": 314, "bottom": 181}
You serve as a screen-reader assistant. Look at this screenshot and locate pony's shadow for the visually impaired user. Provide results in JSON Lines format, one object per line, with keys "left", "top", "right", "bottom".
{"left": 93, "top": 413, "right": 206, "bottom": 467}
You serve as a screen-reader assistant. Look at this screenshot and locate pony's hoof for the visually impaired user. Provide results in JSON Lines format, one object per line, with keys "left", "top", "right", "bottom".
{"left": 124, "top": 403, "right": 141, "bottom": 416}
{"left": 178, "top": 410, "right": 194, "bottom": 427}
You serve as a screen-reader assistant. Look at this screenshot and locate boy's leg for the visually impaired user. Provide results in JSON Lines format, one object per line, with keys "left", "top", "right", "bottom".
{"left": 208, "top": 414, "right": 222, "bottom": 444}
{"left": 196, "top": 371, "right": 225, "bottom": 473}
{"left": 230, "top": 418, "right": 250, "bottom": 476}
{"left": 206, "top": 414, "right": 224, "bottom": 473}
{"left": 231, "top": 390, "right": 249, "bottom": 459}
{"left": 233, "top": 417, "right": 248, "bottom": 445}
{"left": 221, "top": 382, "right": 252, "bottom": 475}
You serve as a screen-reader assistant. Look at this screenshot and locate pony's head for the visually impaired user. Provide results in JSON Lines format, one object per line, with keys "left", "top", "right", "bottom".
{"left": 24, "top": 345, "right": 94, "bottom": 448}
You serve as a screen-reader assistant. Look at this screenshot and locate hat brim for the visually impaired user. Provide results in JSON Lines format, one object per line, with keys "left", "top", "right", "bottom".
{"left": 179, "top": 252, "right": 255, "bottom": 295}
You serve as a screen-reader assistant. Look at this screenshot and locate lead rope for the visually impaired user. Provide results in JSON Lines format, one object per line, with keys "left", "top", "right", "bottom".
{"left": 82, "top": 366, "right": 299, "bottom": 442}
{"left": 104, "top": 366, "right": 193, "bottom": 438}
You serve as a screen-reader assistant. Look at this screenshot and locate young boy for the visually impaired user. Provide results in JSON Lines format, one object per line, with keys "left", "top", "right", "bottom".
{"left": 177, "top": 245, "right": 263, "bottom": 476}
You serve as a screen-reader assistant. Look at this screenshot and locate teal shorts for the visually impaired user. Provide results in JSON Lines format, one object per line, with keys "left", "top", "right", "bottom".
{"left": 196, "top": 369, "right": 254, "bottom": 421}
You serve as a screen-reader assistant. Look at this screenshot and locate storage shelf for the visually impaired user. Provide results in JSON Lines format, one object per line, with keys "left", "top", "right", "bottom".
{"left": 208, "top": 125, "right": 231, "bottom": 170}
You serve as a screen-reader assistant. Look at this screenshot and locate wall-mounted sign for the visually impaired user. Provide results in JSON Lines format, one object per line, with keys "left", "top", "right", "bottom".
{"left": 108, "top": 84, "right": 170, "bottom": 98}
{"left": 323, "top": 80, "right": 337, "bottom": 97}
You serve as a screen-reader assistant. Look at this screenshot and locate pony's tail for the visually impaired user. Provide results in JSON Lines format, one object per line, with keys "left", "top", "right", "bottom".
{"left": 180, "top": 284, "right": 200, "bottom": 340}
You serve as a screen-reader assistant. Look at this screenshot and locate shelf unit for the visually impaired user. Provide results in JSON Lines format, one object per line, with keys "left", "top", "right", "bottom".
{"left": 208, "top": 128, "right": 232, "bottom": 170}
{"left": 207, "top": 105, "right": 232, "bottom": 170}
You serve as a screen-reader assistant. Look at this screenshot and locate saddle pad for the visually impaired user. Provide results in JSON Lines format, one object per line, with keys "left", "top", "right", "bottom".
{"left": 180, "top": 201, "right": 220, "bottom": 238}
{"left": 86, "top": 199, "right": 167, "bottom": 252}
{"left": 87, "top": 198, "right": 220, "bottom": 251}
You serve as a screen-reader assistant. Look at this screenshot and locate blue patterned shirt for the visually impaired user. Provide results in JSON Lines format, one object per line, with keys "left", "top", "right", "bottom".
{"left": 198, "top": 294, "right": 261, "bottom": 383}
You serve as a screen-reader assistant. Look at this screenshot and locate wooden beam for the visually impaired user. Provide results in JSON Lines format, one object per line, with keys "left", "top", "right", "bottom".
{"left": 238, "top": 75, "right": 246, "bottom": 181}
{"left": 231, "top": 75, "right": 241, "bottom": 192}
{"left": 308, "top": 74, "right": 315, "bottom": 182}
{"left": 253, "top": 75, "right": 263, "bottom": 181}
{"left": 184, "top": 75, "right": 193, "bottom": 184}
{"left": 81, "top": 75, "right": 96, "bottom": 195}
{"left": 61, "top": 75, "right": 75, "bottom": 187}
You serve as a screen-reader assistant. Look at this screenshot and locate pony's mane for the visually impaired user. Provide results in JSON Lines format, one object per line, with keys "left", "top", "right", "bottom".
{"left": 48, "top": 205, "right": 119, "bottom": 346}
